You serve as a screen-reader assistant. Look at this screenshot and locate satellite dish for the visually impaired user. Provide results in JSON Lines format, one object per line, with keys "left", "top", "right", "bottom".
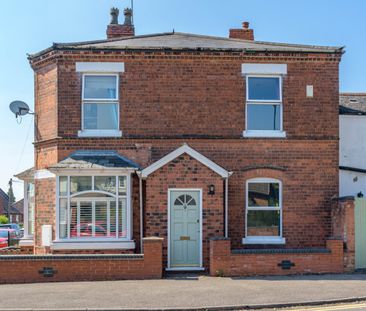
{"left": 9, "top": 101, "right": 30, "bottom": 118}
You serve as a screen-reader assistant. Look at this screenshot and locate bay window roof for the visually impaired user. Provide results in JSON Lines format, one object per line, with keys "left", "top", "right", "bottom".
{"left": 48, "top": 150, "right": 140, "bottom": 171}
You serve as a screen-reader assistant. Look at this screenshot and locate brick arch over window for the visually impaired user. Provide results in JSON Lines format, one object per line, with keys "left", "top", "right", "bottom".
{"left": 242, "top": 168, "right": 286, "bottom": 182}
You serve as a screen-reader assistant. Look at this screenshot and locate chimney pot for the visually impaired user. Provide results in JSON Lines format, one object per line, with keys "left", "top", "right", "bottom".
{"left": 106, "top": 7, "right": 135, "bottom": 39}
{"left": 229, "top": 21, "right": 254, "bottom": 41}
{"left": 110, "top": 7, "right": 119, "bottom": 25}
{"left": 123, "top": 8, "right": 133, "bottom": 26}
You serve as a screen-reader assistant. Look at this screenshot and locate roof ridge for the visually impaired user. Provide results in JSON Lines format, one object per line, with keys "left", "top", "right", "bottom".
{"left": 340, "top": 92, "right": 366, "bottom": 96}
{"left": 54, "top": 32, "right": 176, "bottom": 47}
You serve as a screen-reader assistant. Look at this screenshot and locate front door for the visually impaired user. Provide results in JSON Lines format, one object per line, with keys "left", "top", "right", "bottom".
{"left": 169, "top": 190, "right": 201, "bottom": 268}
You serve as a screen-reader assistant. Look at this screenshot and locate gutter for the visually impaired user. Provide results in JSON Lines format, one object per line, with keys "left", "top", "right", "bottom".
{"left": 28, "top": 45, "right": 345, "bottom": 63}
{"left": 340, "top": 166, "right": 366, "bottom": 174}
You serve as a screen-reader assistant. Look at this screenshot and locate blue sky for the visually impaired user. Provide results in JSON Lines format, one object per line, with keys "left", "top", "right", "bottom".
{"left": 0, "top": 0, "right": 365, "bottom": 199}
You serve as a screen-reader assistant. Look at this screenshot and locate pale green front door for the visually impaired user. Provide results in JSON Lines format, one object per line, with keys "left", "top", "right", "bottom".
{"left": 170, "top": 190, "right": 201, "bottom": 268}
{"left": 355, "top": 198, "right": 366, "bottom": 269}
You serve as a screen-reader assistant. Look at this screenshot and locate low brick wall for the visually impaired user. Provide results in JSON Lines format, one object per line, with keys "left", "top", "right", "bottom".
{"left": 0, "top": 237, "right": 163, "bottom": 284}
{"left": 210, "top": 238, "right": 344, "bottom": 277}
{"left": 331, "top": 196, "right": 355, "bottom": 272}
{"left": 0, "top": 246, "right": 34, "bottom": 255}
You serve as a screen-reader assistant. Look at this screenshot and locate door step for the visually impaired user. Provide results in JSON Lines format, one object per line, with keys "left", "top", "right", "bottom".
{"left": 164, "top": 270, "right": 207, "bottom": 279}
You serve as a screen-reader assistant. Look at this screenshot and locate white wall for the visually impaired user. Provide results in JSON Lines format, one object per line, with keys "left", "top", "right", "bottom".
{"left": 340, "top": 170, "right": 366, "bottom": 197}
{"left": 339, "top": 115, "right": 366, "bottom": 197}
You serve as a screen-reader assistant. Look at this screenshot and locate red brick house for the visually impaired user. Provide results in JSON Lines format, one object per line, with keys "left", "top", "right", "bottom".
{"left": 0, "top": 188, "right": 23, "bottom": 224}
{"left": 17, "top": 7, "right": 351, "bottom": 275}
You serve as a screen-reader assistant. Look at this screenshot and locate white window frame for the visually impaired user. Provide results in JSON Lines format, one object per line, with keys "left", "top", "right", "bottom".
{"left": 55, "top": 172, "right": 134, "bottom": 249}
{"left": 243, "top": 75, "right": 286, "bottom": 138}
{"left": 23, "top": 180, "right": 35, "bottom": 239}
{"left": 243, "top": 178, "right": 285, "bottom": 245}
{"left": 78, "top": 73, "right": 122, "bottom": 137}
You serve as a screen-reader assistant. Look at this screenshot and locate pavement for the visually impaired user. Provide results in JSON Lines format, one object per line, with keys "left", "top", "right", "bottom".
{"left": 282, "top": 302, "right": 366, "bottom": 311}
{"left": 0, "top": 273, "right": 366, "bottom": 310}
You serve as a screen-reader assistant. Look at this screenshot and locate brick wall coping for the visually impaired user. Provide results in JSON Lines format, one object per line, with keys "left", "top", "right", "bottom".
{"left": 210, "top": 237, "right": 230, "bottom": 241}
{"left": 232, "top": 248, "right": 331, "bottom": 255}
{"left": 0, "top": 254, "right": 144, "bottom": 261}
{"left": 331, "top": 196, "right": 355, "bottom": 202}
{"left": 143, "top": 237, "right": 164, "bottom": 242}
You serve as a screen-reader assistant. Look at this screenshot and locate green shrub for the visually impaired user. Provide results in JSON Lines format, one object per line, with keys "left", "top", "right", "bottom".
{"left": 0, "top": 215, "right": 9, "bottom": 224}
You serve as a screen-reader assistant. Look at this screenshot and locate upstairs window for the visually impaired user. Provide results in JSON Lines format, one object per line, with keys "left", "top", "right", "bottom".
{"left": 80, "top": 74, "right": 121, "bottom": 137}
{"left": 245, "top": 76, "right": 283, "bottom": 136}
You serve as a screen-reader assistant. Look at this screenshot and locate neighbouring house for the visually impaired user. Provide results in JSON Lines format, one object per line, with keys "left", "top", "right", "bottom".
{"left": 0, "top": 189, "right": 8, "bottom": 216}
{"left": 339, "top": 93, "right": 366, "bottom": 197}
{"left": 9, "top": 199, "right": 24, "bottom": 224}
{"left": 14, "top": 168, "right": 34, "bottom": 244}
{"left": 14, "top": 7, "right": 353, "bottom": 277}
{"left": 0, "top": 188, "right": 24, "bottom": 224}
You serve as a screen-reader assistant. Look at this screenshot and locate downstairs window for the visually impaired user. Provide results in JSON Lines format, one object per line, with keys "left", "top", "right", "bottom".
{"left": 244, "top": 178, "right": 285, "bottom": 244}
{"left": 57, "top": 175, "right": 130, "bottom": 241}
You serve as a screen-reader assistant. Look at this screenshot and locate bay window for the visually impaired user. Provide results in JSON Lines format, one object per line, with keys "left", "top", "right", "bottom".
{"left": 243, "top": 178, "right": 285, "bottom": 244}
{"left": 57, "top": 174, "right": 131, "bottom": 241}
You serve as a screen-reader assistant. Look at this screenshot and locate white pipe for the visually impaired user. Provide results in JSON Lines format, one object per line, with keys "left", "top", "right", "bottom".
{"left": 224, "top": 177, "right": 228, "bottom": 238}
{"left": 139, "top": 174, "right": 144, "bottom": 252}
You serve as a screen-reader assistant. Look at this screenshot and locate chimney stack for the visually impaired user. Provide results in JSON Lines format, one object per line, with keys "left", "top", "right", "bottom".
{"left": 106, "top": 7, "right": 135, "bottom": 39}
{"left": 229, "top": 22, "right": 254, "bottom": 40}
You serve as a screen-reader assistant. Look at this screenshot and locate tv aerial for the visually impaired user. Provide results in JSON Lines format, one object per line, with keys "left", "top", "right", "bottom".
{"left": 9, "top": 100, "right": 34, "bottom": 123}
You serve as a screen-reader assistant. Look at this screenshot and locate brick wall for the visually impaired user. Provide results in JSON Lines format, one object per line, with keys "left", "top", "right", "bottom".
{"left": 331, "top": 197, "right": 355, "bottom": 271}
{"left": 145, "top": 153, "right": 224, "bottom": 269}
{"left": 34, "top": 177, "right": 56, "bottom": 254}
{"left": 33, "top": 139, "right": 338, "bottom": 254}
{"left": 35, "top": 63, "right": 58, "bottom": 142}
{"left": 0, "top": 237, "right": 162, "bottom": 284}
{"left": 30, "top": 50, "right": 340, "bottom": 142}
{"left": 45, "top": 53, "right": 339, "bottom": 140}
{"left": 210, "top": 238, "right": 344, "bottom": 277}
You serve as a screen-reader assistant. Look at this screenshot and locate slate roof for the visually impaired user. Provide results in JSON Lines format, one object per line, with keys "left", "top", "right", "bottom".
{"left": 29, "top": 32, "right": 344, "bottom": 59}
{"left": 0, "top": 189, "right": 23, "bottom": 215}
{"left": 339, "top": 93, "right": 366, "bottom": 115}
{"left": 0, "top": 189, "right": 9, "bottom": 215}
{"left": 48, "top": 150, "right": 140, "bottom": 171}
{"left": 10, "top": 199, "right": 24, "bottom": 215}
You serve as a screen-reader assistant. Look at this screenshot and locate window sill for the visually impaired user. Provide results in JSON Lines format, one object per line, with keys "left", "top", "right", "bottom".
{"left": 243, "top": 130, "right": 286, "bottom": 138}
{"left": 51, "top": 240, "right": 135, "bottom": 250}
{"left": 19, "top": 238, "right": 34, "bottom": 247}
{"left": 242, "top": 237, "right": 286, "bottom": 245}
{"left": 78, "top": 130, "right": 122, "bottom": 138}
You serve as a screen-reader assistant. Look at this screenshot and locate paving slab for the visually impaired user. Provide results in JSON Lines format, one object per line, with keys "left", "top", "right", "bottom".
{"left": 0, "top": 274, "right": 366, "bottom": 310}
